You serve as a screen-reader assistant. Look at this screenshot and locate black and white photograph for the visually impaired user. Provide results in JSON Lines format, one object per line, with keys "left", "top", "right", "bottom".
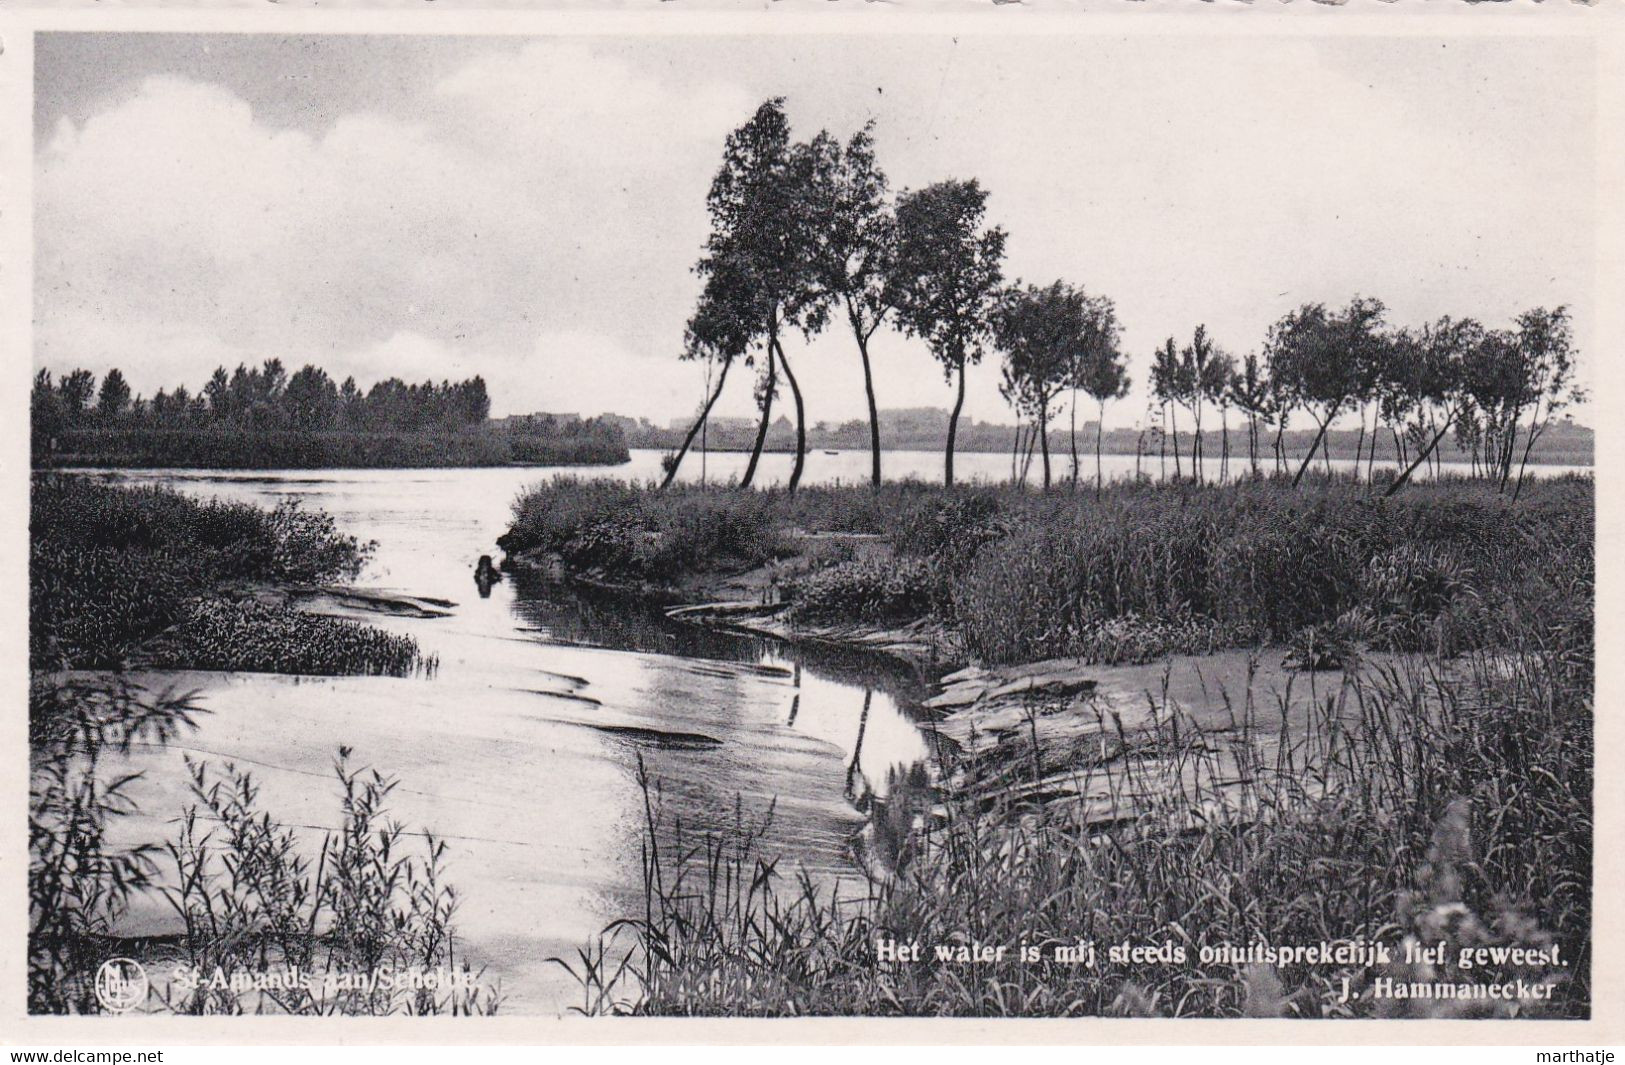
{"left": 10, "top": 13, "right": 1614, "bottom": 1041}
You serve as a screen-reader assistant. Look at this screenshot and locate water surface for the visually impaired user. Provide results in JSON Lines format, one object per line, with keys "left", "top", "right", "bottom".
{"left": 89, "top": 466, "right": 938, "bottom": 1015}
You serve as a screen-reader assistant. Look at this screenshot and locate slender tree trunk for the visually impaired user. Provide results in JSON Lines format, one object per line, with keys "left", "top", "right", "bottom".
{"left": 1274, "top": 414, "right": 1287, "bottom": 474}
{"left": 1011, "top": 420, "right": 1023, "bottom": 483}
{"left": 1095, "top": 399, "right": 1106, "bottom": 499}
{"left": 1069, "top": 388, "right": 1080, "bottom": 491}
{"left": 945, "top": 361, "right": 966, "bottom": 487}
{"left": 771, "top": 336, "right": 807, "bottom": 494}
{"left": 1354, "top": 406, "right": 1367, "bottom": 483}
{"left": 1220, "top": 408, "right": 1230, "bottom": 482}
{"left": 1367, "top": 415, "right": 1380, "bottom": 480}
{"left": 1020, "top": 418, "right": 1038, "bottom": 485}
{"left": 1039, "top": 408, "right": 1052, "bottom": 491}
{"left": 1511, "top": 399, "right": 1548, "bottom": 503}
{"left": 1159, "top": 406, "right": 1167, "bottom": 480}
{"left": 1191, "top": 406, "right": 1203, "bottom": 484}
{"left": 740, "top": 352, "right": 775, "bottom": 490}
{"left": 1170, "top": 406, "right": 1183, "bottom": 479}
{"left": 1386, "top": 408, "right": 1460, "bottom": 497}
{"left": 853, "top": 316, "right": 883, "bottom": 489}
{"left": 1292, "top": 407, "right": 1337, "bottom": 487}
{"left": 661, "top": 358, "right": 732, "bottom": 489}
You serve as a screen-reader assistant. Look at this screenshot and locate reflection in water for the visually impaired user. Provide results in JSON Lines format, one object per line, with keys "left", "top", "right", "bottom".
{"left": 72, "top": 466, "right": 945, "bottom": 1014}
{"left": 474, "top": 555, "right": 502, "bottom": 598}
{"left": 505, "top": 568, "right": 938, "bottom": 798}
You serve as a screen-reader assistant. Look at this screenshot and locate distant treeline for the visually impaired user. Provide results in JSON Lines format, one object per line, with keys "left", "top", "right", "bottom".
{"left": 31, "top": 360, "right": 630, "bottom": 469}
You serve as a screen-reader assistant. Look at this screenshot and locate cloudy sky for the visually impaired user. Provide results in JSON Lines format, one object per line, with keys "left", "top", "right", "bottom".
{"left": 34, "top": 31, "right": 1596, "bottom": 427}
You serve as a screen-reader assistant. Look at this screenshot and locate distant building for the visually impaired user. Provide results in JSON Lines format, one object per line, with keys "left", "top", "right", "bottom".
{"left": 879, "top": 407, "right": 951, "bottom": 435}
{"left": 670, "top": 414, "right": 756, "bottom": 433}
{"left": 495, "top": 411, "right": 581, "bottom": 427}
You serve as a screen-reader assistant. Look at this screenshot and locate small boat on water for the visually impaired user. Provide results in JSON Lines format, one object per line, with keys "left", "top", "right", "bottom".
{"left": 823, "top": 449, "right": 839, "bottom": 455}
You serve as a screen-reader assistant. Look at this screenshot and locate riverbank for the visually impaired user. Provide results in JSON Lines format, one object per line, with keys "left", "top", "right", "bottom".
{"left": 518, "top": 474, "right": 1593, "bottom": 1017}
{"left": 39, "top": 427, "right": 630, "bottom": 470}
{"left": 500, "top": 474, "right": 1591, "bottom": 670}
{"left": 30, "top": 475, "right": 432, "bottom": 675}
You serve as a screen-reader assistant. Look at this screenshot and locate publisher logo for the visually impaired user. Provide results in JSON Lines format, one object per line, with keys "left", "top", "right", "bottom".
{"left": 94, "top": 957, "right": 149, "bottom": 1014}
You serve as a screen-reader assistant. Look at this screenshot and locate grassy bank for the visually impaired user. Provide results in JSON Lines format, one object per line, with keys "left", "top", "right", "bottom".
{"left": 505, "top": 474, "right": 1591, "bottom": 666}
{"left": 31, "top": 475, "right": 429, "bottom": 676}
{"left": 525, "top": 474, "right": 1592, "bottom": 1017}
{"left": 41, "top": 427, "right": 630, "bottom": 470}
{"left": 571, "top": 629, "right": 1590, "bottom": 1017}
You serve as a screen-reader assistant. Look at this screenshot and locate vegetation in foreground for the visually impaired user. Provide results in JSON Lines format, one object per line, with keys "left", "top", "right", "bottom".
{"left": 505, "top": 474, "right": 1591, "bottom": 667}
{"left": 31, "top": 475, "right": 429, "bottom": 676}
{"left": 29, "top": 677, "right": 497, "bottom": 1015}
{"left": 29, "top": 479, "right": 472, "bottom": 1014}
{"left": 532, "top": 471, "right": 1591, "bottom": 1017}
{"left": 562, "top": 592, "right": 1591, "bottom": 1018}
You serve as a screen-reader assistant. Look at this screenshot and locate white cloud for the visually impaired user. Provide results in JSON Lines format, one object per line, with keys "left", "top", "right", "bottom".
{"left": 35, "top": 45, "right": 755, "bottom": 416}
{"left": 35, "top": 36, "right": 1592, "bottom": 429}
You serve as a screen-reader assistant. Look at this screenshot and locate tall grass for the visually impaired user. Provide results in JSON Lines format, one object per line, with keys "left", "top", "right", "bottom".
{"left": 566, "top": 624, "right": 1590, "bottom": 1017}
{"left": 29, "top": 677, "right": 496, "bottom": 1015}
{"left": 553, "top": 472, "right": 1591, "bottom": 1017}
{"left": 504, "top": 474, "right": 1591, "bottom": 668}
{"left": 143, "top": 600, "right": 433, "bottom": 677}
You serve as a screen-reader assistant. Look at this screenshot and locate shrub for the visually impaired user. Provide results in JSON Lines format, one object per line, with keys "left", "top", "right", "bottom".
{"left": 29, "top": 677, "right": 496, "bottom": 1016}
{"left": 787, "top": 558, "right": 935, "bottom": 623}
{"left": 505, "top": 478, "right": 787, "bottom": 582}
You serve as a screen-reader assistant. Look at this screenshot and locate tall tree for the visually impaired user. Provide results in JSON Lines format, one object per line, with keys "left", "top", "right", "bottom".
{"left": 1226, "top": 352, "right": 1274, "bottom": 478}
{"left": 1075, "top": 314, "right": 1130, "bottom": 498}
{"left": 203, "top": 366, "right": 230, "bottom": 420}
{"left": 992, "top": 282, "right": 1078, "bottom": 491}
{"left": 1150, "top": 338, "right": 1186, "bottom": 479}
{"left": 1266, "top": 297, "right": 1387, "bottom": 486}
{"left": 889, "top": 179, "right": 1007, "bottom": 487}
{"left": 284, "top": 365, "right": 339, "bottom": 429}
{"left": 1382, "top": 316, "right": 1477, "bottom": 496}
{"left": 96, "top": 368, "right": 131, "bottom": 420}
{"left": 32, "top": 370, "right": 63, "bottom": 446}
{"left": 805, "top": 123, "right": 896, "bottom": 488}
{"left": 1507, "top": 306, "right": 1583, "bottom": 500}
{"left": 1179, "top": 324, "right": 1228, "bottom": 483}
{"left": 661, "top": 266, "right": 754, "bottom": 489}
{"left": 694, "top": 98, "right": 824, "bottom": 493}
{"left": 58, "top": 369, "right": 96, "bottom": 423}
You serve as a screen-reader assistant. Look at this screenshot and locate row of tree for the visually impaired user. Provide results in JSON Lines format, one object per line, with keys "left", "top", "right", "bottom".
{"left": 32, "top": 360, "right": 493, "bottom": 437}
{"left": 660, "top": 97, "right": 1583, "bottom": 499}
{"left": 1149, "top": 299, "right": 1582, "bottom": 499}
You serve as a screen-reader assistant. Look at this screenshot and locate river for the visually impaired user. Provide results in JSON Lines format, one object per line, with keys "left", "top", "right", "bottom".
{"left": 76, "top": 451, "right": 1586, "bottom": 1014}
{"left": 88, "top": 465, "right": 940, "bottom": 1016}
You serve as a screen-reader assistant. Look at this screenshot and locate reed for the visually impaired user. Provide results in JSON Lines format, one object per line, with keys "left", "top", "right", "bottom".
{"left": 562, "top": 610, "right": 1591, "bottom": 1018}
